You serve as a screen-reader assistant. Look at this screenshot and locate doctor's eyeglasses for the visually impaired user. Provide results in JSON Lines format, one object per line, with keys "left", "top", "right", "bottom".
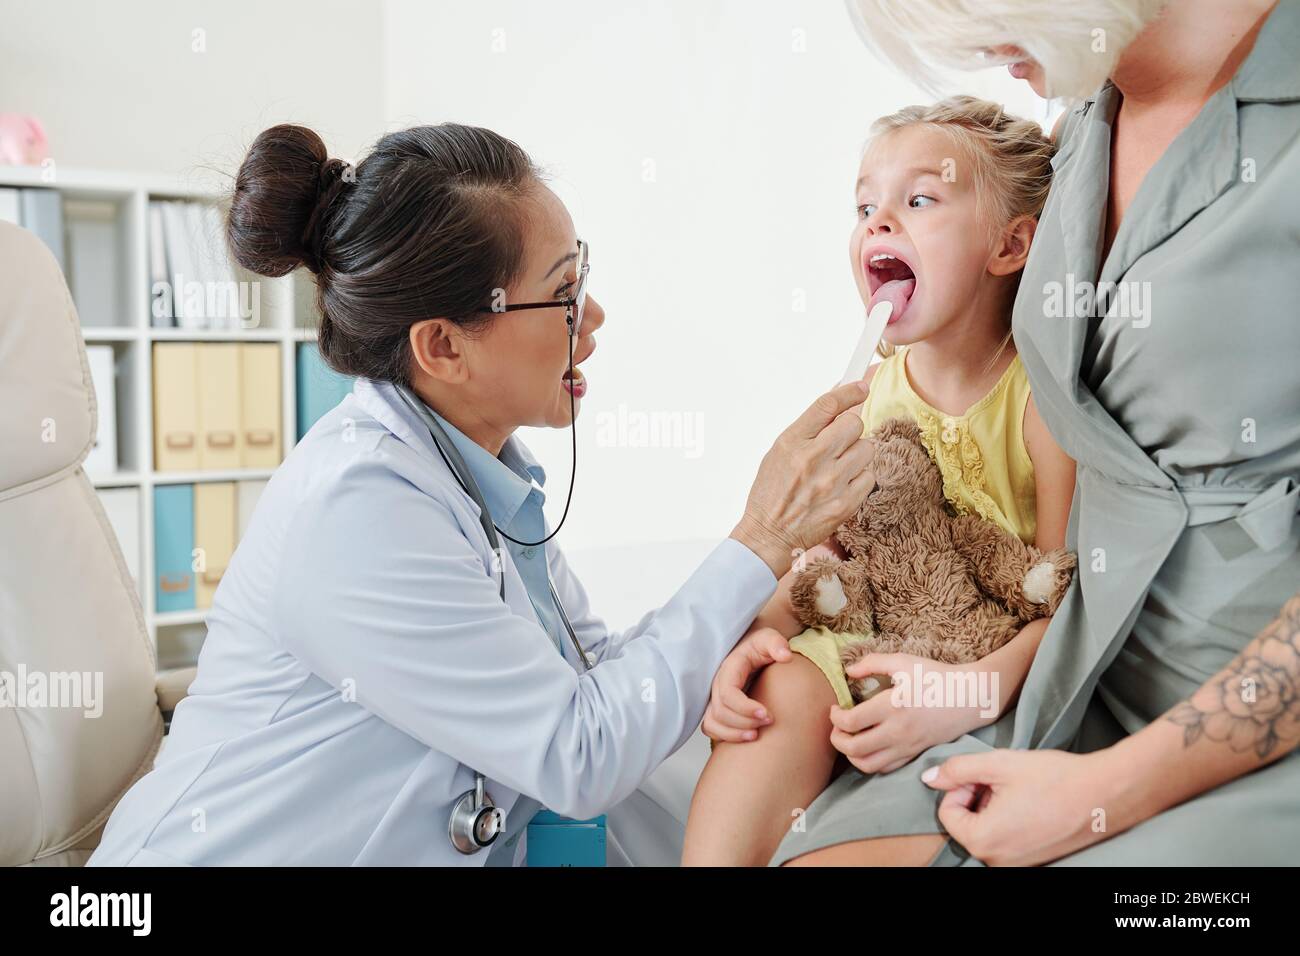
{"left": 479, "top": 240, "right": 589, "bottom": 337}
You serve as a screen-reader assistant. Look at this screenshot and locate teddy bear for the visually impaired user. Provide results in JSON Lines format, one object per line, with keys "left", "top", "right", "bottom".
{"left": 789, "top": 416, "right": 1076, "bottom": 703}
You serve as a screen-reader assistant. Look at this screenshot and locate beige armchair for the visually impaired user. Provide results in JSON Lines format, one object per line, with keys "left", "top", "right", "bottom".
{"left": 0, "top": 221, "right": 194, "bottom": 866}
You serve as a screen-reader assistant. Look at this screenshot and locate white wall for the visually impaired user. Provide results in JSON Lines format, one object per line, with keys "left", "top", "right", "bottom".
{"left": 0, "top": 0, "right": 384, "bottom": 181}
{"left": 2, "top": 0, "right": 1053, "bottom": 624}
{"left": 384, "top": 0, "right": 1052, "bottom": 566}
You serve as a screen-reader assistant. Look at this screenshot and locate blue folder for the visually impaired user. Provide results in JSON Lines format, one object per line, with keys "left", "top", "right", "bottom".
{"left": 296, "top": 343, "right": 355, "bottom": 440}
{"left": 154, "top": 484, "right": 195, "bottom": 612}
{"left": 526, "top": 811, "right": 607, "bottom": 867}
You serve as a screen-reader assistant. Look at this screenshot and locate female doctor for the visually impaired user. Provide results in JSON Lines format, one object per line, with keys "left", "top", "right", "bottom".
{"left": 88, "top": 122, "right": 877, "bottom": 866}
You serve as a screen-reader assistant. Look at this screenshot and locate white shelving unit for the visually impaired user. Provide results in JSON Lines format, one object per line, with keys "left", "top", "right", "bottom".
{"left": 0, "top": 165, "right": 321, "bottom": 668}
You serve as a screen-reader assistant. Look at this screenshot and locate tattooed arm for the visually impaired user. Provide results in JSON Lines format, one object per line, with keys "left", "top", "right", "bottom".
{"left": 1095, "top": 589, "right": 1300, "bottom": 832}
{"left": 919, "top": 586, "right": 1300, "bottom": 866}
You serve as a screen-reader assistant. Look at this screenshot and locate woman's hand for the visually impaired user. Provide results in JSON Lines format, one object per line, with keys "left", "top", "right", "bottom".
{"left": 920, "top": 748, "right": 1123, "bottom": 866}
{"left": 732, "top": 381, "right": 876, "bottom": 579}
{"left": 829, "top": 653, "right": 995, "bottom": 774}
{"left": 701, "top": 626, "right": 792, "bottom": 743}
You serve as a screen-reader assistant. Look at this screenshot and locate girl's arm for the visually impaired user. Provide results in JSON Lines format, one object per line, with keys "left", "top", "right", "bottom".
{"left": 966, "top": 393, "right": 1077, "bottom": 721}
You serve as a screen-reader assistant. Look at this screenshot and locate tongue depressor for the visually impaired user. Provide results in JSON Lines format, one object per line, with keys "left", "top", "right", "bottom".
{"left": 838, "top": 300, "right": 893, "bottom": 386}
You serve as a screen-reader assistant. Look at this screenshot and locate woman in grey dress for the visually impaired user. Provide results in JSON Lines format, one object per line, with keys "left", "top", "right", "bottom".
{"left": 708, "top": 0, "right": 1300, "bottom": 865}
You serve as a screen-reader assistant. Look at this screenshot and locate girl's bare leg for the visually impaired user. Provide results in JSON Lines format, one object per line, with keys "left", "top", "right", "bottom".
{"left": 682, "top": 654, "right": 840, "bottom": 866}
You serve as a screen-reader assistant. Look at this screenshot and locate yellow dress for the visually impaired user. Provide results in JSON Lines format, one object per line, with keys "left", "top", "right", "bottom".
{"left": 789, "top": 345, "right": 1038, "bottom": 708}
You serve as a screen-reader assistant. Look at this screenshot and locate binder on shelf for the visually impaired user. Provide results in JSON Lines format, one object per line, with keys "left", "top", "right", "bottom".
{"left": 0, "top": 188, "right": 20, "bottom": 225}
{"left": 236, "top": 479, "right": 268, "bottom": 540}
{"left": 19, "top": 188, "right": 65, "bottom": 270}
{"left": 297, "top": 342, "right": 354, "bottom": 439}
{"left": 154, "top": 484, "right": 195, "bottom": 613}
{"left": 196, "top": 343, "right": 243, "bottom": 470}
{"left": 190, "top": 202, "right": 240, "bottom": 330}
{"left": 194, "top": 482, "right": 236, "bottom": 609}
{"left": 84, "top": 345, "right": 118, "bottom": 476}
{"left": 65, "top": 199, "right": 123, "bottom": 328}
{"left": 153, "top": 343, "right": 200, "bottom": 471}
{"left": 239, "top": 343, "right": 281, "bottom": 468}
{"left": 98, "top": 487, "right": 141, "bottom": 589}
{"left": 148, "top": 201, "right": 173, "bottom": 327}
{"left": 158, "top": 201, "right": 201, "bottom": 330}
{"left": 154, "top": 199, "right": 242, "bottom": 330}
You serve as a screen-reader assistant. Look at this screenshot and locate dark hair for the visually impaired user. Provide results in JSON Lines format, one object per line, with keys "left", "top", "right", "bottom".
{"left": 227, "top": 123, "right": 543, "bottom": 385}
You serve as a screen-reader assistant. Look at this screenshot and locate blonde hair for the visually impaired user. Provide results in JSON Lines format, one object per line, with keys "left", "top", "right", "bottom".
{"left": 846, "top": 0, "right": 1167, "bottom": 100}
{"left": 864, "top": 95, "right": 1055, "bottom": 362}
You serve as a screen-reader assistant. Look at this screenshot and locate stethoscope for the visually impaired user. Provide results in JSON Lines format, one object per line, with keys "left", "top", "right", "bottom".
{"left": 393, "top": 316, "right": 591, "bottom": 855}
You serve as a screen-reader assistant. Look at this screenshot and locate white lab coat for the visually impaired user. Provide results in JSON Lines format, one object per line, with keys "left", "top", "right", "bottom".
{"left": 88, "top": 378, "right": 775, "bottom": 866}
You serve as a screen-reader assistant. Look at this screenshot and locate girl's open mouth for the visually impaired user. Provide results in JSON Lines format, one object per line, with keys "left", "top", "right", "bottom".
{"left": 865, "top": 250, "right": 918, "bottom": 323}
{"left": 561, "top": 368, "right": 586, "bottom": 398}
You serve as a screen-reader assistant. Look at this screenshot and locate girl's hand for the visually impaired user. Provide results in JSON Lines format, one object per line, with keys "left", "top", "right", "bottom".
{"left": 701, "top": 626, "right": 792, "bottom": 743}
{"left": 829, "top": 653, "right": 996, "bottom": 774}
{"left": 921, "top": 749, "right": 1120, "bottom": 866}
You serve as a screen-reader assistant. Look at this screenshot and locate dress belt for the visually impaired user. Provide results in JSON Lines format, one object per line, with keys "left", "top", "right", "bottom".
{"left": 1181, "top": 477, "right": 1299, "bottom": 559}
{"left": 1015, "top": 470, "right": 1298, "bottom": 751}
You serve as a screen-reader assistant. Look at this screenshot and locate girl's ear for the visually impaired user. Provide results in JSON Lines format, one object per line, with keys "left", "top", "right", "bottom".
{"left": 409, "top": 318, "right": 470, "bottom": 385}
{"left": 988, "top": 215, "right": 1038, "bottom": 277}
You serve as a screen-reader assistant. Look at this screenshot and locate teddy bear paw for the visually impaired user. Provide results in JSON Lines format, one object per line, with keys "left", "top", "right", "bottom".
{"left": 850, "top": 674, "right": 892, "bottom": 703}
{"left": 1022, "top": 561, "right": 1059, "bottom": 604}
{"left": 813, "top": 573, "right": 849, "bottom": 618}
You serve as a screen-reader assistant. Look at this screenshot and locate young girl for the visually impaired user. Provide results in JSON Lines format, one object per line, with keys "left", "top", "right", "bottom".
{"left": 682, "top": 96, "right": 1076, "bottom": 866}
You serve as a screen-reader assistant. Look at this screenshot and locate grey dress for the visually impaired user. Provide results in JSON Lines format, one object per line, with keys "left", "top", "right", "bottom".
{"left": 770, "top": 0, "right": 1300, "bottom": 866}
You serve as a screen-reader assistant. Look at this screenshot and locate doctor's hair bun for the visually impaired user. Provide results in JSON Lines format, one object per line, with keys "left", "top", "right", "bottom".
{"left": 226, "top": 121, "right": 542, "bottom": 386}
{"left": 228, "top": 124, "right": 341, "bottom": 278}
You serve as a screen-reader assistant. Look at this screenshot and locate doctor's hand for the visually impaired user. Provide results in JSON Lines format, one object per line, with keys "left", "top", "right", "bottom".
{"left": 701, "top": 626, "right": 791, "bottom": 743}
{"left": 732, "top": 380, "right": 876, "bottom": 579}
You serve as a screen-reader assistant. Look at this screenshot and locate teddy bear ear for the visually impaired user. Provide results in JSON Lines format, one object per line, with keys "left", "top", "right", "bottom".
{"left": 870, "top": 416, "right": 923, "bottom": 446}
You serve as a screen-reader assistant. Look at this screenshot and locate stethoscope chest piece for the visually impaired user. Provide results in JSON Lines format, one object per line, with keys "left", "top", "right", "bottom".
{"left": 448, "top": 776, "right": 504, "bottom": 855}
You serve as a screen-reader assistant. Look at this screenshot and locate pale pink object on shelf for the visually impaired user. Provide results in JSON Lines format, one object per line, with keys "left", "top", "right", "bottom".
{"left": 0, "top": 114, "right": 50, "bottom": 166}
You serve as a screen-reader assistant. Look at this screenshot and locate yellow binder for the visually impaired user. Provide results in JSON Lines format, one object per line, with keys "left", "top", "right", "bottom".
{"left": 194, "top": 481, "right": 236, "bottom": 609}
{"left": 196, "top": 344, "right": 243, "bottom": 470}
{"left": 152, "top": 343, "right": 200, "bottom": 472}
{"left": 239, "top": 344, "right": 282, "bottom": 468}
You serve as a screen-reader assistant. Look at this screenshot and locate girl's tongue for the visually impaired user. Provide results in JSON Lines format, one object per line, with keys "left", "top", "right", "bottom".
{"left": 870, "top": 277, "right": 916, "bottom": 321}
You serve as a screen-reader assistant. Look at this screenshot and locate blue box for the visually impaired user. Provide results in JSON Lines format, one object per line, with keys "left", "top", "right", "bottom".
{"left": 296, "top": 343, "right": 355, "bottom": 440}
{"left": 154, "top": 484, "right": 195, "bottom": 612}
{"left": 526, "top": 811, "right": 607, "bottom": 867}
